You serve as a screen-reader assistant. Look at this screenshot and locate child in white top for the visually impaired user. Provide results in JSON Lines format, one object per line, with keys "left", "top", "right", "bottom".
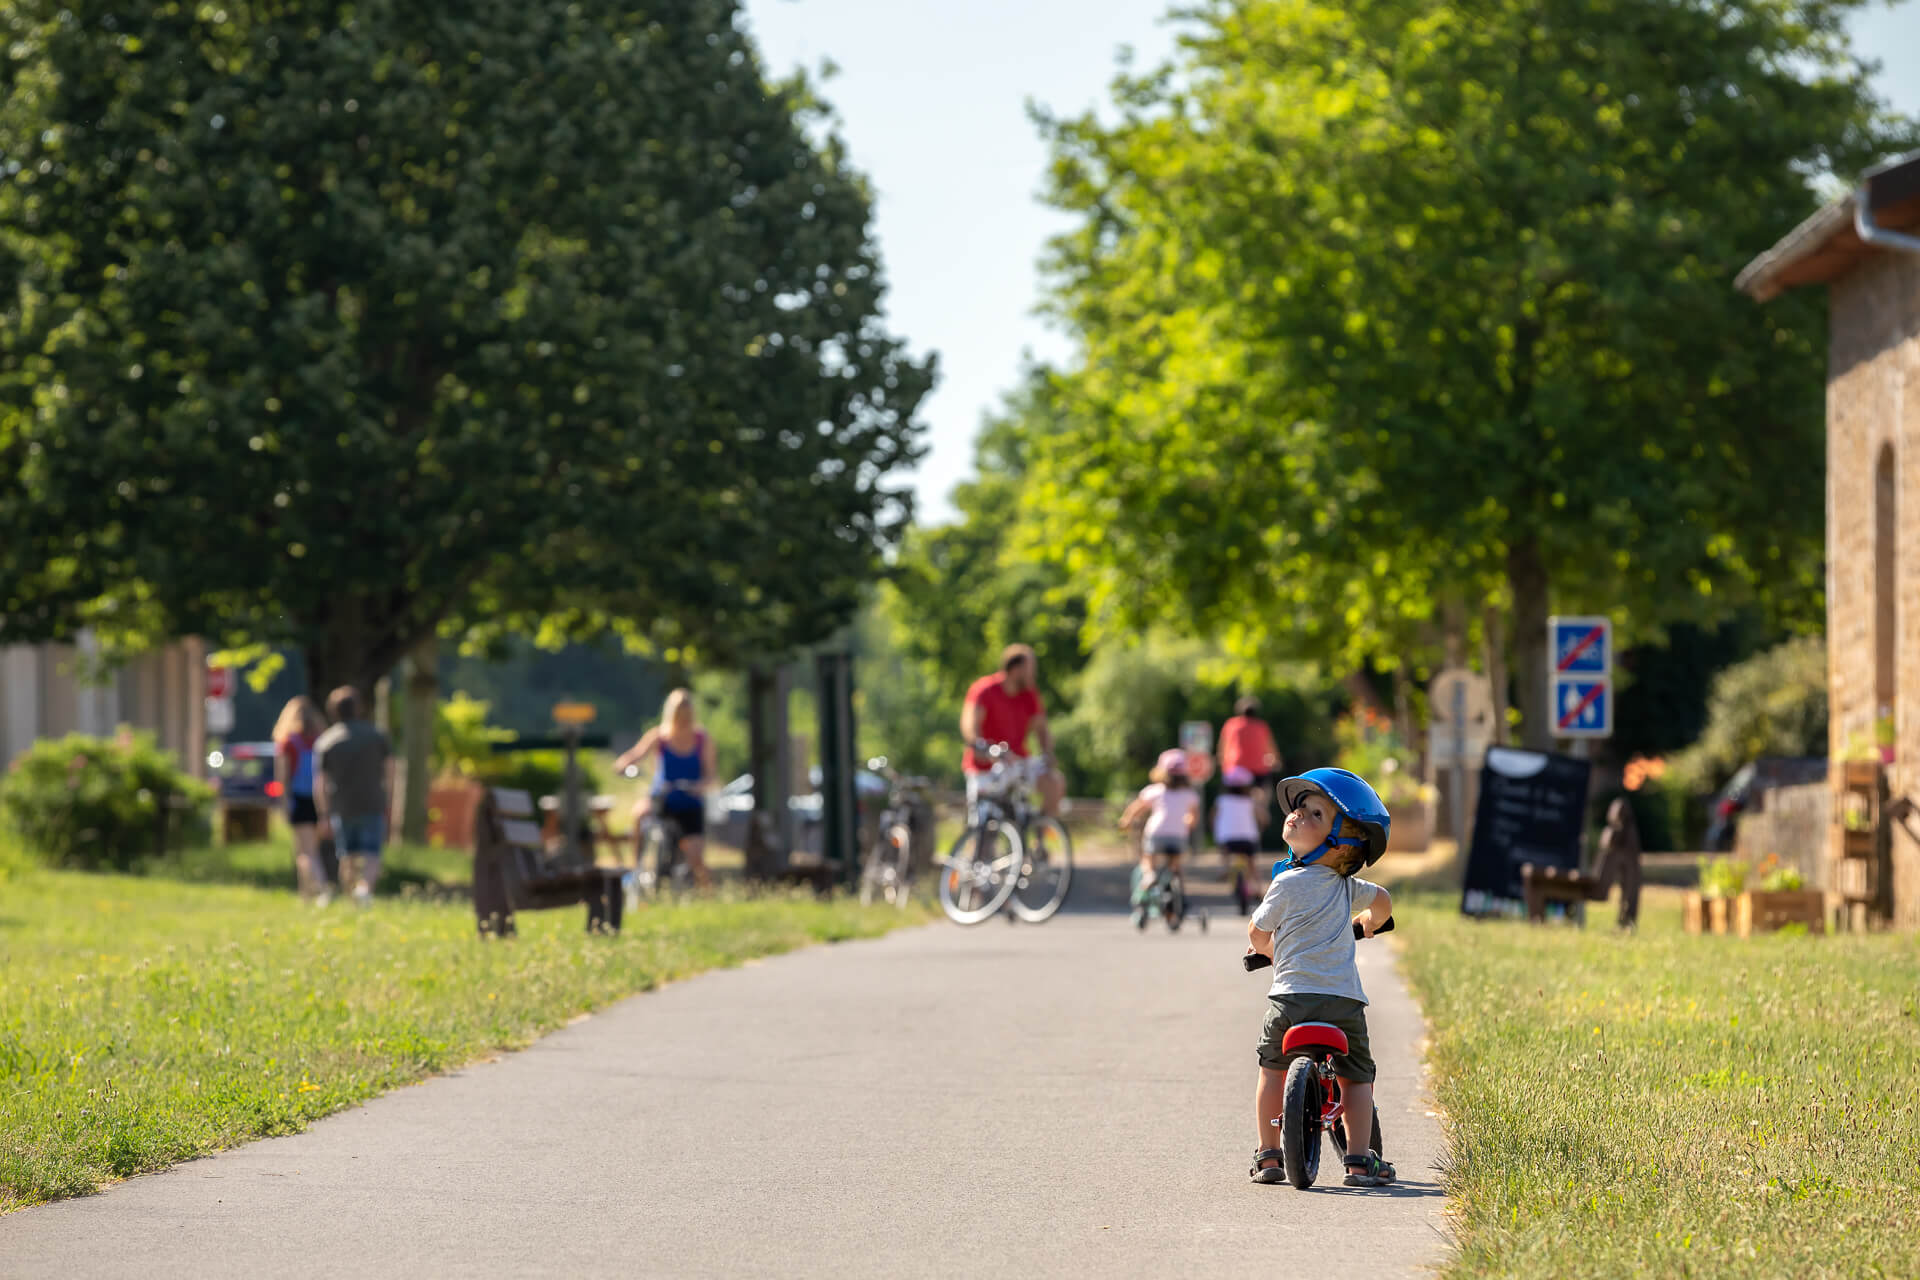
{"left": 1117, "top": 748, "right": 1199, "bottom": 910}
{"left": 1213, "top": 764, "right": 1262, "bottom": 857}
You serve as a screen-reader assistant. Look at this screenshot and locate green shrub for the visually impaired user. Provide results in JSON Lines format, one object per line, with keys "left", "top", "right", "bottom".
{"left": 0, "top": 732, "right": 214, "bottom": 871}
{"left": 1669, "top": 636, "right": 1827, "bottom": 797}
{"left": 475, "top": 751, "right": 604, "bottom": 802}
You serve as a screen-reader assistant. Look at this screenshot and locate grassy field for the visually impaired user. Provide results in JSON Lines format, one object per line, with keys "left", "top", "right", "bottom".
{"left": 0, "top": 864, "right": 933, "bottom": 1212}
{"left": 1392, "top": 880, "right": 1920, "bottom": 1279}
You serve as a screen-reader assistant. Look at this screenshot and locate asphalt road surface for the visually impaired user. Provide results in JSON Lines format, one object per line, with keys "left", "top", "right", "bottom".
{"left": 0, "top": 866, "right": 1452, "bottom": 1278}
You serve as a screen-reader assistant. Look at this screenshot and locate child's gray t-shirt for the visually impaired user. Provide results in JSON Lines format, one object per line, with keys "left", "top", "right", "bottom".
{"left": 1250, "top": 864, "right": 1382, "bottom": 1004}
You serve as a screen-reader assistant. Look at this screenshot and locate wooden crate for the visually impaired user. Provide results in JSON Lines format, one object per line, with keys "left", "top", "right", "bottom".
{"left": 1683, "top": 892, "right": 1708, "bottom": 935}
{"left": 1735, "top": 890, "right": 1826, "bottom": 938}
{"left": 1708, "top": 897, "right": 1731, "bottom": 935}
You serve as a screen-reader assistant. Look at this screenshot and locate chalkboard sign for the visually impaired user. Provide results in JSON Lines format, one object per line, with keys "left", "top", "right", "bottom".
{"left": 1460, "top": 747, "right": 1592, "bottom": 917}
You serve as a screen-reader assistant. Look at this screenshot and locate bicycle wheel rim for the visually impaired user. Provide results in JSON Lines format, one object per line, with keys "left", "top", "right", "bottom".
{"left": 1008, "top": 816, "right": 1073, "bottom": 922}
{"left": 885, "top": 825, "right": 914, "bottom": 908}
{"left": 938, "top": 821, "right": 1022, "bottom": 925}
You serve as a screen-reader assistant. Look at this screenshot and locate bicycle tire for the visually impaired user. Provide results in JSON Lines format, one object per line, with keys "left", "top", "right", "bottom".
{"left": 938, "top": 820, "right": 1022, "bottom": 925}
{"left": 1164, "top": 873, "right": 1187, "bottom": 932}
{"left": 1281, "top": 1057, "right": 1323, "bottom": 1189}
{"left": 653, "top": 816, "right": 687, "bottom": 899}
{"left": 1008, "top": 815, "right": 1073, "bottom": 922}
{"left": 861, "top": 823, "right": 914, "bottom": 908}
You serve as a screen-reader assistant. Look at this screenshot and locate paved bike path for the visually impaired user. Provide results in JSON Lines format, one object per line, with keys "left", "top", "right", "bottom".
{"left": 0, "top": 883, "right": 1452, "bottom": 1278}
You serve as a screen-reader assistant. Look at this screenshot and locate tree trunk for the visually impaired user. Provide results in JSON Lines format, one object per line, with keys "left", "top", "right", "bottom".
{"left": 1481, "top": 604, "right": 1510, "bottom": 749}
{"left": 401, "top": 633, "right": 438, "bottom": 845}
{"left": 1507, "top": 537, "right": 1552, "bottom": 751}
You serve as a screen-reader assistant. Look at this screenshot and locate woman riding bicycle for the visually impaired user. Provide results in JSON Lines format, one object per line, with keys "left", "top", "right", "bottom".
{"left": 614, "top": 688, "right": 716, "bottom": 889}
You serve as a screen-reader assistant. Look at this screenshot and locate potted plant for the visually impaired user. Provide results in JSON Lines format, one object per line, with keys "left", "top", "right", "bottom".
{"left": 1689, "top": 855, "right": 1749, "bottom": 934}
{"left": 1734, "top": 855, "right": 1825, "bottom": 937}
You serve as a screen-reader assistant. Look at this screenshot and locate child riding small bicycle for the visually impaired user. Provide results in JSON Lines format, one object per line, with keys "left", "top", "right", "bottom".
{"left": 1246, "top": 768, "right": 1396, "bottom": 1188}
{"left": 1117, "top": 748, "right": 1199, "bottom": 927}
{"left": 1213, "top": 766, "right": 1263, "bottom": 914}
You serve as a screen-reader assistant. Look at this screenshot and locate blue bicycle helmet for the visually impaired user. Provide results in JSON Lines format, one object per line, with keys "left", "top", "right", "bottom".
{"left": 1274, "top": 767, "right": 1392, "bottom": 871}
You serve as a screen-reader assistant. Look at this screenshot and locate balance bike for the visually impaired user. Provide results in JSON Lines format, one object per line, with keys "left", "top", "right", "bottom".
{"left": 1243, "top": 917, "right": 1393, "bottom": 1188}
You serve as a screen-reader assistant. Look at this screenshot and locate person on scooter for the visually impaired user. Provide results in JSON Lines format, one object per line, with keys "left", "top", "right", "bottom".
{"left": 1246, "top": 768, "right": 1395, "bottom": 1187}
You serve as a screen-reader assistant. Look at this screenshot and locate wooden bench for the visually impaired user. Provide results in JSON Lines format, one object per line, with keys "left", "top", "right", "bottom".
{"left": 472, "top": 787, "right": 625, "bottom": 938}
{"left": 1520, "top": 862, "right": 1604, "bottom": 924}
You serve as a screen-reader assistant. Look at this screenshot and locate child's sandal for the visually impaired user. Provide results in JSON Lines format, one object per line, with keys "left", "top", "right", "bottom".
{"left": 1249, "top": 1148, "right": 1286, "bottom": 1184}
{"left": 1342, "top": 1153, "right": 1396, "bottom": 1187}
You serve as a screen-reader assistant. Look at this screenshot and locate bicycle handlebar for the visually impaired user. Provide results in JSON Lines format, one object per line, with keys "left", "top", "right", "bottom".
{"left": 1240, "top": 916, "right": 1394, "bottom": 971}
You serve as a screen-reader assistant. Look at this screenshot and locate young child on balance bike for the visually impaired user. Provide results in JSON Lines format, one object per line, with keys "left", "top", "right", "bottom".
{"left": 1245, "top": 768, "right": 1396, "bottom": 1187}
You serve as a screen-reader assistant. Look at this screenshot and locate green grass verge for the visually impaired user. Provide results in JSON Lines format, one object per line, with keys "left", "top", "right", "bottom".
{"left": 1397, "top": 888, "right": 1920, "bottom": 1278}
{"left": 0, "top": 867, "right": 933, "bottom": 1212}
{"left": 144, "top": 837, "right": 473, "bottom": 896}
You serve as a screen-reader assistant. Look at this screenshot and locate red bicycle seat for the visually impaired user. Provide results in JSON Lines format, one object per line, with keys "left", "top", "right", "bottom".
{"left": 1280, "top": 1021, "right": 1350, "bottom": 1057}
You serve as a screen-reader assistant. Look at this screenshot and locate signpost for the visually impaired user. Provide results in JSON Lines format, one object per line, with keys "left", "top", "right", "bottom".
{"left": 1428, "top": 668, "right": 1494, "bottom": 850}
{"left": 1179, "top": 720, "right": 1213, "bottom": 782}
{"left": 1548, "top": 616, "right": 1613, "bottom": 744}
{"left": 204, "top": 663, "right": 234, "bottom": 737}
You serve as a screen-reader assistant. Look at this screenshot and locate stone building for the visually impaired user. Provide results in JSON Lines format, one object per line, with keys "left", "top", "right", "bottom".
{"left": 0, "top": 635, "right": 209, "bottom": 776}
{"left": 1738, "top": 151, "right": 1920, "bottom": 927}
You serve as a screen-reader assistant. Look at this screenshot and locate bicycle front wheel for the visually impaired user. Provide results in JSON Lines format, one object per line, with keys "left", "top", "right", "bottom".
{"left": 861, "top": 823, "right": 914, "bottom": 908}
{"left": 1281, "top": 1057, "right": 1324, "bottom": 1189}
{"left": 938, "top": 820, "right": 1023, "bottom": 925}
{"left": 1008, "top": 815, "right": 1073, "bottom": 923}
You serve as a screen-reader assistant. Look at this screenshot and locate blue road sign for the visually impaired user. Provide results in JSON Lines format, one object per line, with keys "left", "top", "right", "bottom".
{"left": 1553, "top": 677, "right": 1611, "bottom": 737}
{"left": 1550, "top": 616, "right": 1611, "bottom": 675}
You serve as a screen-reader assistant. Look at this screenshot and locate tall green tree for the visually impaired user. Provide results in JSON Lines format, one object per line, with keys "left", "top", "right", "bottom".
{"left": 1030, "top": 0, "right": 1912, "bottom": 746}
{"left": 0, "top": 0, "right": 931, "bottom": 695}
{"left": 886, "top": 369, "right": 1090, "bottom": 711}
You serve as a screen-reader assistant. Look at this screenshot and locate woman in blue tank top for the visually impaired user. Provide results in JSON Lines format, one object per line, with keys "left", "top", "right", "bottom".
{"left": 612, "top": 688, "right": 715, "bottom": 887}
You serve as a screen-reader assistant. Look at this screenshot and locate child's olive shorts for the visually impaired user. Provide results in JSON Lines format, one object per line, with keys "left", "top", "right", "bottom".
{"left": 1257, "top": 993, "right": 1375, "bottom": 1083}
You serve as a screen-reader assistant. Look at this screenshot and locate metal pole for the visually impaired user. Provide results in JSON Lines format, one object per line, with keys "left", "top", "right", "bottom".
{"left": 1450, "top": 680, "right": 1467, "bottom": 851}
{"left": 562, "top": 724, "right": 582, "bottom": 865}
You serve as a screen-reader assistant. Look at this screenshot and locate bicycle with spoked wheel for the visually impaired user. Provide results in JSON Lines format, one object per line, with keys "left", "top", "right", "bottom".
{"left": 938, "top": 741, "right": 1074, "bottom": 925}
{"left": 860, "top": 756, "right": 929, "bottom": 909}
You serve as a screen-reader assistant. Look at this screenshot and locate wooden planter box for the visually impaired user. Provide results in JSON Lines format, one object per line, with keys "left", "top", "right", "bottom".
{"left": 1685, "top": 890, "right": 1825, "bottom": 937}
{"left": 1734, "top": 889, "right": 1825, "bottom": 938}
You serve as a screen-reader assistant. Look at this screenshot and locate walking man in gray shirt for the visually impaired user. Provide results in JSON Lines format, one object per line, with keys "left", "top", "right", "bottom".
{"left": 313, "top": 686, "right": 393, "bottom": 908}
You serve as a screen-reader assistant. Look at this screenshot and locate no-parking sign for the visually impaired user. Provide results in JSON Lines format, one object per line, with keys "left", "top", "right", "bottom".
{"left": 1548, "top": 616, "right": 1612, "bottom": 739}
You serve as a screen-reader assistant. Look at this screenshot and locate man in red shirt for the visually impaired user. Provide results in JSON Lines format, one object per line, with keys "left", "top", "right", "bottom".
{"left": 960, "top": 643, "right": 1064, "bottom": 817}
{"left": 1218, "top": 696, "right": 1283, "bottom": 825}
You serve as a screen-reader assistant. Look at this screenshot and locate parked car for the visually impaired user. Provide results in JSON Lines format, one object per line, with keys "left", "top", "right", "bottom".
{"left": 1703, "top": 756, "right": 1828, "bottom": 851}
{"left": 206, "top": 741, "right": 280, "bottom": 807}
{"left": 706, "top": 768, "right": 889, "bottom": 851}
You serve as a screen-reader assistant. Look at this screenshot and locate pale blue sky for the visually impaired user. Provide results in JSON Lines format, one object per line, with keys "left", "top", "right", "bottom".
{"left": 743, "top": 0, "right": 1920, "bottom": 524}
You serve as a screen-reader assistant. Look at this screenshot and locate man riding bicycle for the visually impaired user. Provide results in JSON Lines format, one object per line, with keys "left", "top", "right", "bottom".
{"left": 960, "top": 644, "right": 1064, "bottom": 818}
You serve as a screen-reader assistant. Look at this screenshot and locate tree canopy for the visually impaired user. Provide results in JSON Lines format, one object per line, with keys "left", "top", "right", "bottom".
{"left": 1023, "top": 0, "right": 1914, "bottom": 746}
{"left": 0, "top": 0, "right": 932, "bottom": 694}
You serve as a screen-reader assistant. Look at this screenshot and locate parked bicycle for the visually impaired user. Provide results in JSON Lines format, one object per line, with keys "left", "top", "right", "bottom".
{"left": 938, "top": 741, "right": 1074, "bottom": 925}
{"left": 1243, "top": 917, "right": 1395, "bottom": 1189}
{"left": 860, "top": 757, "right": 929, "bottom": 909}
